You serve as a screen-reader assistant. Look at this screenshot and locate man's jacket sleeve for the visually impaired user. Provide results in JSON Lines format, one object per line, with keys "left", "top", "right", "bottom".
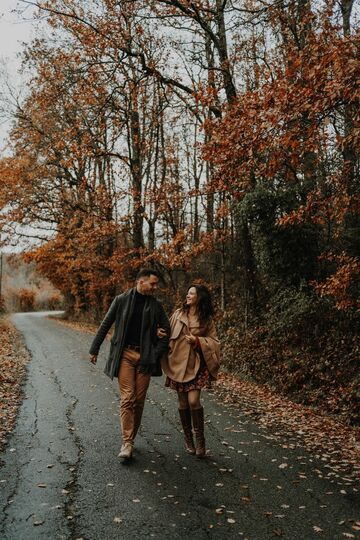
{"left": 155, "top": 303, "right": 170, "bottom": 358}
{"left": 89, "top": 297, "right": 118, "bottom": 355}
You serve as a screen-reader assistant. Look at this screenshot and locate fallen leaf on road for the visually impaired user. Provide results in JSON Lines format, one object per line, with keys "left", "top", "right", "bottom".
{"left": 313, "top": 526, "right": 323, "bottom": 533}
{"left": 113, "top": 517, "right": 122, "bottom": 523}
{"left": 37, "top": 483, "right": 47, "bottom": 488}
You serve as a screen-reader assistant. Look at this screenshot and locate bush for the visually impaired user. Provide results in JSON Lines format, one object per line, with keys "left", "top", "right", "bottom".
{"left": 264, "top": 286, "right": 326, "bottom": 339}
{"left": 17, "top": 288, "right": 36, "bottom": 312}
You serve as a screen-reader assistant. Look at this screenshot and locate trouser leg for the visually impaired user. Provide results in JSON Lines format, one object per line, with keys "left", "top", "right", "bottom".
{"left": 132, "top": 369, "right": 151, "bottom": 439}
{"left": 118, "top": 349, "right": 150, "bottom": 444}
{"left": 118, "top": 349, "right": 138, "bottom": 444}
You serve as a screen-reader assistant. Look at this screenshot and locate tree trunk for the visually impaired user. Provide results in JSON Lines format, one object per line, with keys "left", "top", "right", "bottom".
{"left": 130, "top": 107, "right": 144, "bottom": 249}
{"left": 238, "top": 217, "right": 258, "bottom": 313}
{"left": 340, "top": 0, "right": 354, "bottom": 36}
{"left": 215, "top": 0, "right": 237, "bottom": 103}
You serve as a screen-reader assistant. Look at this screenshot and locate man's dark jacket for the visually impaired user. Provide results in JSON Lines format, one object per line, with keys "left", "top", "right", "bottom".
{"left": 89, "top": 288, "right": 170, "bottom": 380}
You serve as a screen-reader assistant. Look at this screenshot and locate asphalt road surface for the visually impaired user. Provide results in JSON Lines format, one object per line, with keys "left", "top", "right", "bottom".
{"left": 0, "top": 312, "right": 359, "bottom": 540}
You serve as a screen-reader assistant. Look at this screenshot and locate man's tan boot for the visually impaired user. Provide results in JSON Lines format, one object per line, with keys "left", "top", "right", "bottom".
{"left": 118, "top": 442, "right": 133, "bottom": 460}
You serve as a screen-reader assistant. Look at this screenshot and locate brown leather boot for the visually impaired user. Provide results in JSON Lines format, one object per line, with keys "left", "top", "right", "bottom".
{"left": 178, "top": 408, "right": 196, "bottom": 454}
{"left": 191, "top": 406, "right": 206, "bottom": 458}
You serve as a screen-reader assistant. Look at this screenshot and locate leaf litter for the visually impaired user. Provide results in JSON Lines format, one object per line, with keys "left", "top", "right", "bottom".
{"left": 213, "top": 372, "right": 360, "bottom": 483}
{"left": 0, "top": 317, "right": 31, "bottom": 453}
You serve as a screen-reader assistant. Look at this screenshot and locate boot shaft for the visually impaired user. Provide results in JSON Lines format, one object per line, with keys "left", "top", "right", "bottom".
{"left": 179, "top": 407, "right": 196, "bottom": 454}
{"left": 191, "top": 406, "right": 206, "bottom": 458}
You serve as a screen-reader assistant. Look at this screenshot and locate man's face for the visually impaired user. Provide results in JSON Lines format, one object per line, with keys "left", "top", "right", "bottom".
{"left": 137, "top": 275, "right": 159, "bottom": 295}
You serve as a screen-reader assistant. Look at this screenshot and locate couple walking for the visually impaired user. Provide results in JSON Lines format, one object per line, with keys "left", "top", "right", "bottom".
{"left": 89, "top": 269, "right": 220, "bottom": 460}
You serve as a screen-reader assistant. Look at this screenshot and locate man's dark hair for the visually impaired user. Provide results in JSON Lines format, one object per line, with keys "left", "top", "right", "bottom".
{"left": 136, "top": 268, "right": 162, "bottom": 280}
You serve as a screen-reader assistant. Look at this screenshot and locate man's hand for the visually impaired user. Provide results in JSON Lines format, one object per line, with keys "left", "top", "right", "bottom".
{"left": 157, "top": 327, "right": 167, "bottom": 339}
{"left": 89, "top": 354, "right": 97, "bottom": 365}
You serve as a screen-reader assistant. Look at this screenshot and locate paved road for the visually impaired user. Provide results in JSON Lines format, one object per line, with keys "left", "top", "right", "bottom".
{"left": 0, "top": 312, "right": 359, "bottom": 540}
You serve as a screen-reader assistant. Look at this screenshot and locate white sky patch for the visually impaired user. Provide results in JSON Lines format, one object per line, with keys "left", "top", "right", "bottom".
{"left": 0, "top": 0, "right": 36, "bottom": 149}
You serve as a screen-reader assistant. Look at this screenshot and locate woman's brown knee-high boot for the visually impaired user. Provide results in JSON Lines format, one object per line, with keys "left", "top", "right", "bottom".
{"left": 178, "top": 408, "right": 196, "bottom": 454}
{"left": 191, "top": 406, "right": 205, "bottom": 458}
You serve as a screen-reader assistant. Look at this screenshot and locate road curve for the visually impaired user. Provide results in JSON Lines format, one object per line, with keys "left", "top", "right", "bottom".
{"left": 0, "top": 312, "right": 358, "bottom": 539}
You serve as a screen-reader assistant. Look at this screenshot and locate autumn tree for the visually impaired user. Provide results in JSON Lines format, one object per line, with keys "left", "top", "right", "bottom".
{"left": 204, "top": 0, "right": 359, "bottom": 310}
{"left": 1, "top": 0, "right": 356, "bottom": 317}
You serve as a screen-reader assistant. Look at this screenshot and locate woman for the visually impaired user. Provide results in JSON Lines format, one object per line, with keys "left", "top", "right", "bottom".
{"left": 160, "top": 285, "right": 220, "bottom": 458}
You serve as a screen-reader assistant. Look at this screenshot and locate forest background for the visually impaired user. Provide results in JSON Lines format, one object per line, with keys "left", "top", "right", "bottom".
{"left": 0, "top": 0, "right": 359, "bottom": 426}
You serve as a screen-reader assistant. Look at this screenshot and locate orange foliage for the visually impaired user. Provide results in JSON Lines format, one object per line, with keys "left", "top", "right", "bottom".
{"left": 0, "top": 1, "right": 358, "bottom": 314}
{"left": 204, "top": 9, "right": 359, "bottom": 309}
{"left": 312, "top": 253, "right": 360, "bottom": 310}
{"left": 17, "top": 289, "right": 36, "bottom": 312}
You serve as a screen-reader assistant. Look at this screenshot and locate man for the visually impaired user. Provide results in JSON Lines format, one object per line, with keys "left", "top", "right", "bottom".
{"left": 89, "top": 268, "right": 170, "bottom": 460}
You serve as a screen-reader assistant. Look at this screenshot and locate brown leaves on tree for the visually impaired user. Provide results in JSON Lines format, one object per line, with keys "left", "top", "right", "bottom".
{"left": 204, "top": 14, "right": 360, "bottom": 310}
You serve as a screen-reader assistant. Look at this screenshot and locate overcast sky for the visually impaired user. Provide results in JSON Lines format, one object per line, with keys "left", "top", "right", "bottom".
{"left": 0, "top": 0, "right": 35, "bottom": 148}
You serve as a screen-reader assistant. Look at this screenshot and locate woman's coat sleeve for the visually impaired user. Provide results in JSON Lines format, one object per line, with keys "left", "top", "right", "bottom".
{"left": 197, "top": 319, "right": 221, "bottom": 379}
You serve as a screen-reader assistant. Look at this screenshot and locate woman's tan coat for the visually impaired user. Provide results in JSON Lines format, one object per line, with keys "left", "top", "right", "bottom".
{"left": 161, "top": 308, "right": 220, "bottom": 383}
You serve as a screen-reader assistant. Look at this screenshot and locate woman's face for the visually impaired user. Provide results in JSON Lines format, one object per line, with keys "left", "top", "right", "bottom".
{"left": 186, "top": 287, "right": 198, "bottom": 306}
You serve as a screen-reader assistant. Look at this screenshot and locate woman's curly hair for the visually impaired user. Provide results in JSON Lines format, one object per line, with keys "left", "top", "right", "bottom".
{"left": 182, "top": 284, "right": 214, "bottom": 325}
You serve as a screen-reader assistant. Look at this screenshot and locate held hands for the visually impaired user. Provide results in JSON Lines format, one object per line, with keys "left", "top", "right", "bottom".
{"left": 89, "top": 354, "right": 97, "bottom": 365}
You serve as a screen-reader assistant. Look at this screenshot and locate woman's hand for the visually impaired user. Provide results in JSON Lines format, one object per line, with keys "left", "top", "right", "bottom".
{"left": 89, "top": 354, "right": 97, "bottom": 365}
{"left": 184, "top": 333, "right": 197, "bottom": 346}
{"left": 157, "top": 327, "right": 167, "bottom": 339}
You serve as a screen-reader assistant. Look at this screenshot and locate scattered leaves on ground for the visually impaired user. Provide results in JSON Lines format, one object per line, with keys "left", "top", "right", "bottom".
{"left": 214, "top": 372, "right": 360, "bottom": 482}
{"left": 0, "top": 316, "right": 30, "bottom": 453}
